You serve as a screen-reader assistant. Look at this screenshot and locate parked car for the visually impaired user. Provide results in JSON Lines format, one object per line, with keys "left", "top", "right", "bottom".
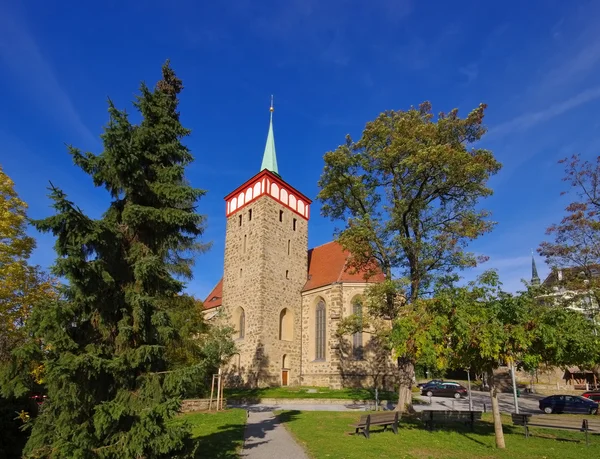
{"left": 581, "top": 391, "right": 600, "bottom": 402}
{"left": 422, "top": 382, "right": 467, "bottom": 399}
{"left": 539, "top": 395, "right": 598, "bottom": 414}
{"left": 417, "top": 379, "right": 444, "bottom": 389}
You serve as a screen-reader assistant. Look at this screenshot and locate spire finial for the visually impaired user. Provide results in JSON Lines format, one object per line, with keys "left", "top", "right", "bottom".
{"left": 261, "top": 95, "right": 279, "bottom": 175}
{"left": 531, "top": 250, "right": 541, "bottom": 286}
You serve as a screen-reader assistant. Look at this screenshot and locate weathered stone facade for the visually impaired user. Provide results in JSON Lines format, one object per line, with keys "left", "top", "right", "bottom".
{"left": 221, "top": 191, "right": 308, "bottom": 387}
{"left": 301, "top": 283, "right": 397, "bottom": 390}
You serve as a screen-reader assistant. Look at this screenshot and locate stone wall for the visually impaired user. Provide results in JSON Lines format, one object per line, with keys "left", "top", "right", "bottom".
{"left": 180, "top": 398, "right": 222, "bottom": 413}
{"left": 221, "top": 193, "right": 308, "bottom": 387}
{"left": 301, "top": 282, "right": 397, "bottom": 390}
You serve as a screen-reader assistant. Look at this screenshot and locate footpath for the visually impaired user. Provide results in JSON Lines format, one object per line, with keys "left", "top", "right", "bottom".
{"left": 240, "top": 407, "right": 308, "bottom": 459}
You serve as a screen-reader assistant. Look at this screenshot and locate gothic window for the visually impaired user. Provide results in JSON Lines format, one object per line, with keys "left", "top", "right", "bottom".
{"left": 279, "top": 308, "right": 293, "bottom": 341}
{"left": 233, "top": 307, "right": 245, "bottom": 340}
{"left": 315, "top": 300, "right": 326, "bottom": 360}
{"left": 352, "top": 297, "right": 363, "bottom": 360}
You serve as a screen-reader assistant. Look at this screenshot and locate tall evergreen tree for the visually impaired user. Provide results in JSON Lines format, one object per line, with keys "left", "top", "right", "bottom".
{"left": 24, "top": 62, "right": 208, "bottom": 458}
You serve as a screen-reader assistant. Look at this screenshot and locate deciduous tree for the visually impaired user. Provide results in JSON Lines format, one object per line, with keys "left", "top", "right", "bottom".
{"left": 318, "top": 102, "right": 501, "bottom": 410}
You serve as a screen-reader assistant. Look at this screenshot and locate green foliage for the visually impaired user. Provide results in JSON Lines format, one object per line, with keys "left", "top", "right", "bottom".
{"left": 318, "top": 102, "right": 501, "bottom": 302}
{"left": 163, "top": 294, "right": 236, "bottom": 398}
{"left": 22, "top": 62, "right": 208, "bottom": 458}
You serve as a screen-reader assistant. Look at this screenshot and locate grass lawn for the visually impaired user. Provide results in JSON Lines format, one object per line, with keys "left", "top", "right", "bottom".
{"left": 225, "top": 386, "right": 397, "bottom": 401}
{"left": 177, "top": 409, "right": 247, "bottom": 458}
{"left": 277, "top": 410, "right": 600, "bottom": 459}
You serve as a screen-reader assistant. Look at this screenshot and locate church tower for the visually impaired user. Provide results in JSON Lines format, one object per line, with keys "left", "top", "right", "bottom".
{"left": 221, "top": 99, "right": 311, "bottom": 387}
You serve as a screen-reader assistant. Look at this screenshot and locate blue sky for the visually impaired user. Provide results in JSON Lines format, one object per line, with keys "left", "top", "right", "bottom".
{"left": 1, "top": 0, "right": 599, "bottom": 297}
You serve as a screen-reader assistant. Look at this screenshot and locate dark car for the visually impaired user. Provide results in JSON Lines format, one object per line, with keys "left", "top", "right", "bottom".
{"left": 582, "top": 391, "right": 600, "bottom": 402}
{"left": 539, "top": 395, "right": 598, "bottom": 414}
{"left": 417, "top": 379, "right": 444, "bottom": 389}
{"left": 422, "top": 382, "right": 467, "bottom": 399}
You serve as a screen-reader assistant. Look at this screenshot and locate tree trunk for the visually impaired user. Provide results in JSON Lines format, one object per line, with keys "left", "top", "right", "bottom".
{"left": 395, "top": 356, "right": 415, "bottom": 412}
{"left": 488, "top": 370, "right": 506, "bottom": 449}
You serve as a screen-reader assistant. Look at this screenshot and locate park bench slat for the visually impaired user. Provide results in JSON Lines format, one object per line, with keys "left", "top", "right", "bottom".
{"left": 349, "top": 412, "right": 400, "bottom": 439}
{"left": 511, "top": 413, "right": 597, "bottom": 446}
{"left": 586, "top": 419, "right": 600, "bottom": 431}
{"left": 420, "top": 410, "right": 482, "bottom": 431}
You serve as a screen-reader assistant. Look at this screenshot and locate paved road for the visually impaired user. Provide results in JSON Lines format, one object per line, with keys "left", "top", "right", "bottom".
{"left": 240, "top": 408, "right": 308, "bottom": 459}
{"left": 234, "top": 390, "right": 546, "bottom": 414}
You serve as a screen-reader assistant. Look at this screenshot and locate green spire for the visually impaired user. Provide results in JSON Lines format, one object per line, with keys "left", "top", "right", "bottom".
{"left": 261, "top": 95, "right": 279, "bottom": 175}
{"left": 531, "top": 251, "right": 541, "bottom": 286}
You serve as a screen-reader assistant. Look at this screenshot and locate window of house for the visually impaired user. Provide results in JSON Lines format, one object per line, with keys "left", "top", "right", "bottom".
{"left": 293, "top": 218, "right": 297, "bottom": 231}
{"left": 279, "top": 210, "right": 284, "bottom": 222}
{"left": 239, "top": 214, "right": 242, "bottom": 227}
{"left": 248, "top": 209, "right": 252, "bottom": 221}
{"left": 315, "top": 300, "right": 326, "bottom": 360}
{"left": 352, "top": 297, "right": 363, "bottom": 360}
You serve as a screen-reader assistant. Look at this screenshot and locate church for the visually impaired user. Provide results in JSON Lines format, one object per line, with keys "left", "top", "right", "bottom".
{"left": 203, "top": 103, "right": 396, "bottom": 389}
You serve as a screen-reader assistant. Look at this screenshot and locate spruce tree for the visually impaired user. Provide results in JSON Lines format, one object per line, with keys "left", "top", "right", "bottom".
{"left": 24, "top": 62, "right": 207, "bottom": 458}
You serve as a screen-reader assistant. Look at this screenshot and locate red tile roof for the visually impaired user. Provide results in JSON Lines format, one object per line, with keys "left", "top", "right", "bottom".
{"left": 303, "top": 241, "right": 385, "bottom": 292}
{"left": 203, "top": 241, "right": 384, "bottom": 307}
{"left": 203, "top": 278, "right": 223, "bottom": 310}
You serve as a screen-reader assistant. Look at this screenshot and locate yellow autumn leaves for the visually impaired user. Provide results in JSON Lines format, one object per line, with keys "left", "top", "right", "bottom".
{"left": 0, "top": 165, "right": 57, "bottom": 363}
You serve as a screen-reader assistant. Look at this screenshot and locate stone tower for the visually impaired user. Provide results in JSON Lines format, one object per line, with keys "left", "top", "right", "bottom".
{"left": 221, "top": 100, "right": 311, "bottom": 387}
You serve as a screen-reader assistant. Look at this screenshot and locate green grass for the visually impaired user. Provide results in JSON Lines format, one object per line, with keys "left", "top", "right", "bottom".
{"left": 177, "top": 409, "right": 247, "bottom": 458}
{"left": 224, "top": 386, "right": 397, "bottom": 401}
{"left": 276, "top": 410, "right": 600, "bottom": 459}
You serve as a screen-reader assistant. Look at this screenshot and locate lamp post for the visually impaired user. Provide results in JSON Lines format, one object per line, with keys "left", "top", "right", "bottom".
{"left": 467, "top": 368, "right": 473, "bottom": 411}
{"left": 510, "top": 361, "right": 520, "bottom": 414}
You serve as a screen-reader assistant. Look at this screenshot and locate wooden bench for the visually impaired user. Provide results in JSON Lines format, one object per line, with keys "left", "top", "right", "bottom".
{"left": 420, "top": 410, "right": 482, "bottom": 430}
{"left": 349, "top": 411, "right": 399, "bottom": 439}
{"left": 511, "top": 413, "right": 600, "bottom": 446}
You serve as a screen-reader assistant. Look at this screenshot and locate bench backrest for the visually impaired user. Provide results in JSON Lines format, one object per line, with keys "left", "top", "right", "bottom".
{"left": 511, "top": 413, "right": 531, "bottom": 426}
{"left": 586, "top": 418, "right": 600, "bottom": 431}
{"left": 529, "top": 415, "right": 585, "bottom": 429}
{"left": 357, "top": 415, "right": 370, "bottom": 425}
{"left": 369, "top": 412, "right": 398, "bottom": 423}
{"left": 422, "top": 410, "right": 481, "bottom": 422}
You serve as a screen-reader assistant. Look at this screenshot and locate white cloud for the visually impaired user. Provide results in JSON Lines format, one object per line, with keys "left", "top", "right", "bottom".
{"left": 0, "top": 9, "right": 96, "bottom": 146}
{"left": 488, "top": 86, "right": 600, "bottom": 138}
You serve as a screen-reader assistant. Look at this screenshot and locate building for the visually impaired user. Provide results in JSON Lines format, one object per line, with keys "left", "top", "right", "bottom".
{"left": 203, "top": 102, "right": 395, "bottom": 389}
{"left": 534, "top": 256, "right": 600, "bottom": 318}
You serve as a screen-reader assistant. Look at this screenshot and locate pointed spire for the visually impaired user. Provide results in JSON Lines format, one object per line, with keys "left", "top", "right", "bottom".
{"left": 531, "top": 250, "right": 541, "bottom": 286}
{"left": 261, "top": 95, "right": 279, "bottom": 175}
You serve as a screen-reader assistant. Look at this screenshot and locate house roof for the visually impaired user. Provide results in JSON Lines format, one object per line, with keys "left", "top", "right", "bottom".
{"left": 203, "top": 241, "right": 384, "bottom": 308}
{"left": 543, "top": 265, "right": 600, "bottom": 288}
{"left": 302, "top": 241, "right": 385, "bottom": 292}
{"left": 203, "top": 278, "right": 223, "bottom": 310}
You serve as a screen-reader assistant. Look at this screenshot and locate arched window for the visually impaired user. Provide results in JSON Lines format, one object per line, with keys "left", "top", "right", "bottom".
{"left": 352, "top": 297, "right": 363, "bottom": 359}
{"left": 239, "top": 309, "right": 245, "bottom": 339}
{"left": 315, "top": 300, "right": 326, "bottom": 360}
{"left": 279, "top": 308, "right": 293, "bottom": 341}
{"left": 233, "top": 307, "right": 245, "bottom": 340}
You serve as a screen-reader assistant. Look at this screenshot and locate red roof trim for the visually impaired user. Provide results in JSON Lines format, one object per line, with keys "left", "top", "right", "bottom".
{"left": 224, "top": 169, "right": 312, "bottom": 204}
